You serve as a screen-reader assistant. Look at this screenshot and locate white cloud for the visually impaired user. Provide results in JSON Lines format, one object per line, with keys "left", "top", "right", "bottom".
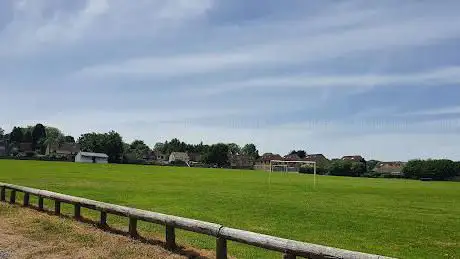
{"left": 0, "top": 0, "right": 213, "bottom": 56}
{"left": 185, "top": 66, "right": 460, "bottom": 96}
{"left": 2, "top": 1, "right": 460, "bottom": 161}
{"left": 32, "top": 118, "right": 460, "bottom": 161}
{"left": 78, "top": 52, "right": 261, "bottom": 77}
{"left": 76, "top": 10, "right": 460, "bottom": 79}
{"left": 400, "top": 106, "right": 460, "bottom": 116}
{"left": 35, "top": 0, "right": 109, "bottom": 43}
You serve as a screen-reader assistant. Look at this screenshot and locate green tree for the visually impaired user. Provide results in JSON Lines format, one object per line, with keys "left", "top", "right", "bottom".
{"left": 31, "top": 123, "right": 47, "bottom": 150}
{"left": 104, "top": 131, "right": 124, "bottom": 163}
{"left": 288, "top": 150, "right": 306, "bottom": 158}
{"left": 78, "top": 131, "right": 124, "bottom": 163}
{"left": 128, "top": 140, "right": 151, "bottom": 160}
{"left": 402, "top": 159, "right": 423, "bottom": 179}
{"left": 227, "top": 143, "right": 241, "bottom": 155}
{"left": 366, "top": 159, "right": 380, "bottom": 172}
{"left": 0, "top": 127, "right": 4, "bottom": 137}
{"left": 153, "top": 142, "right": 164, "bottom": 152}
{"left": 403, "top": 159, "right": 457, "bottom": 180}
{"left": 455, "top": 162, "right": 460, "bottom": 176}
{"left": 78, "top": 132, "right": 105, "bottom": 153}
{"left": 64, "top": 135, "right": 75, "bottom": 143}
{"left": 328, "top": 160, "right": 365, "bottom": 177}
{"left": 296, "top": 150, "right": 306, "bottom": 158}
{"left": 41, "top": 127, "right": 65, "bottom": 154}
{"left": 23, "top": 130, "right": 33, "bottom": 143}
{"left": 9, "top": 127, "right": 23, "bottom": 144}
{"left": 241, "top": 143, "right": 259, "bottom": 159}
{"left": 203, "top": 143, "right": 230, "bottom": 167}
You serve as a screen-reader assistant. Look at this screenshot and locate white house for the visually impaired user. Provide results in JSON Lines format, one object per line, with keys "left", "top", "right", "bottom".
{"left": 169, "top": 152, "right": 190, "bottom": 164}
{"left": 75, "top": 151, "right": 109, "bottom": 164}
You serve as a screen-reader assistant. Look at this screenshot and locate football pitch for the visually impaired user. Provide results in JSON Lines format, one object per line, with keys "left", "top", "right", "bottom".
{"left": 0, "top": 160, "right": 458, "bottom": 258}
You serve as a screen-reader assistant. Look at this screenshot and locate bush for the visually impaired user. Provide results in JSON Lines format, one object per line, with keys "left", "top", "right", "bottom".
{"left": 328, "top": 160, "right": 366, "bottom": 177}
{"left": 299, "top": 166, "right": 328, "bottom": 175}
{"left": 402, "top": 159, "right": 457, "bottom": 180}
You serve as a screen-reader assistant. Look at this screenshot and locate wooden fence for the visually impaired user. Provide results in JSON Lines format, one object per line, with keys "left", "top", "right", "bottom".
{"left": 0, "top": 182, "right": 395, "bottom": 259}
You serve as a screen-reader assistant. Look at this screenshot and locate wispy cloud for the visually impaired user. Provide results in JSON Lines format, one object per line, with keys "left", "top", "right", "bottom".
{"left": 185, "top": 66, "right": 460, "bottom": 96}
{"left": 76, "top": 8, "right": 460, "bottom": 79}
{"left": 1, "top": 1, "right": 460, "bottom": 160}
{"left": 0, "top": 0, "right": 213, "bottom": 56}
{"left": 399, "top": 106, "right": 460, "bottom": 116}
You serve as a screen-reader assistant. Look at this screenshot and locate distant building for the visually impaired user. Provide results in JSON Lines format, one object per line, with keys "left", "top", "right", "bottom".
{"left": 304, "top": 154, "right": 329, "bottom": 164}
{"left": 342, "top": 155, "right": 366, "bottom": 162}
{"left": 283, "top": 153, "right": 301, "bottom": 161}
{"left": 254, "top": 153, "right": 284, "bottom": 171}
{"left": 75, "top": 151, "right": 108, "bottom": 164}
{"left": 373, "top": 161, "right": 406, "bottom": 176}
{"left": 229, "top": 154, "right": 255, "bottom": 169}
{"left": 153, "top": 150, "right": 168, "bottom": 161}
{"left": 169, "top": 152, "right": 190, "bottom": 164}
{"left": 46, "top": 143, "right": 80, "bottom": 156}
{"left": 188, "top": 152, "right": 202, "bottom": 163}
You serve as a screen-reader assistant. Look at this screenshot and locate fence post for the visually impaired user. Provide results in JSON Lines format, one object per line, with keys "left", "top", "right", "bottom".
{"left": 74, "top": 203, "right": 81, "bottom": 219}
{"left": 0, "top": 187, "right": 5, "bottom": 201}
{"left": 38, "top": 196, "right": 44, "bottom": 211}
{"left": 216, "top": 237, "right": 228, "bottom": 259}
{"left": 23, "top": 193, "right": 30, "bottom": 207}
{"left": 283, "top": 253, "right": 296, "bottom": 259}
{"left": 129, "top": 217, "right": 138, "bottom": 237}
{"left": 100, "top": 211, "right": 107, "bottom": 227}
{"left": 9, "top": 190, "right": 16, "bottom": 204}
{"left": 166, "top": 225, "right": 176, "bottom": 249}
{"left": 54, "top": 200, "right": 61, "bottom": 215}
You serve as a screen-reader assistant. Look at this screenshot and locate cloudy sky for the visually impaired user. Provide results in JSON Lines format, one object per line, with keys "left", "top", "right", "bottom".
{"left": 1, "top": 0, "right": 460, "bottom": 161}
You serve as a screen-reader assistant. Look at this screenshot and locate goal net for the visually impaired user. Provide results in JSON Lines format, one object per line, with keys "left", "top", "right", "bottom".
{"left": 269, "top": 160, "right": 316, "bottom": 174}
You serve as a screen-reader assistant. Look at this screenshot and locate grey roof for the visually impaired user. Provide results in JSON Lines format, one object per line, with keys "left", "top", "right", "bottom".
{"left": 79, "top": 151, "right": 109, "bottom": 158}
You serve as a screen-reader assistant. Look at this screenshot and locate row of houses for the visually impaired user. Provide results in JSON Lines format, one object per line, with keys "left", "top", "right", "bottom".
{"left": 254, "top": 152, "right": 405, "bottom": 175}
{"left": 0, "top": 140, "right": 405, "bottom": 173}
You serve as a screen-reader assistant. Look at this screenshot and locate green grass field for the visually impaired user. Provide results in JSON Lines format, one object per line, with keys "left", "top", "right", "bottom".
{"left": 0, "top": 160, "right": 458, "bottom": 258}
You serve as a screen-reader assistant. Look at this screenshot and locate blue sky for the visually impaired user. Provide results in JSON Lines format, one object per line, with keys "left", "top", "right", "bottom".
{"left": 1, "top": 0, "right": 460, "bottom": 161}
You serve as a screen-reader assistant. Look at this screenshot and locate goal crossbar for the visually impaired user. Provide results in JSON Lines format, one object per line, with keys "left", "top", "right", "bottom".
{"left": 270, "top": 160, "right": 316, "bottom": 164}
{"left": 269, "top": 160, "right": 317, "bottom": 188}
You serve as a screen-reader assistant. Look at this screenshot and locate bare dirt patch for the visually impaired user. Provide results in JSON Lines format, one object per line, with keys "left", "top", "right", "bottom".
{"left": 0, "top": 204, "right": 213, "bottom": 259}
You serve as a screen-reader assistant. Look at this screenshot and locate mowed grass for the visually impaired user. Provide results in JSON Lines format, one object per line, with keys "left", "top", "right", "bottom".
{"left": 0, "top": 160, "right": 459, "bottom": 259}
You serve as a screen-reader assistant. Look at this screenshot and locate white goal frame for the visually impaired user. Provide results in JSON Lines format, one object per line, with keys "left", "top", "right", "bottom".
{"left": 270, "top": 160, "right": 317, "bottom": 187}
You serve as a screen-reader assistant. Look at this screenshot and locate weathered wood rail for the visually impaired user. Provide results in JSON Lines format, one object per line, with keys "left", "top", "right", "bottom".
{"left": 0, "top": 182, "right": 394, "bottom": 259}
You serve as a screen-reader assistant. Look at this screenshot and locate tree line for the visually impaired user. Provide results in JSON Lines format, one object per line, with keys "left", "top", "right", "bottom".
{"left": 0, "top": 124, "right": 260, "bottom": 166}
{"left": 1, "top": 124, "right": 74, "bottom": 155}
{"left": 402, "top": 159, "right": 460, "bottom": 180}
{"left": 300, "top": 158, "right": 460, "bottom": 181}
{"left": 299, "top": 159, "right": 367, "bottom": 177}
{"left": 2, "top": 124, "right": 459, "bottom": 180}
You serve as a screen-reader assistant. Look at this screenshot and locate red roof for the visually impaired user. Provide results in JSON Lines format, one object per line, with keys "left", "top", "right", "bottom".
{"left": 260, "top": 153, "right": 283, "bottom": 162}
{"left": 283, "top": 154, "right": 301, "bottom": 161}
{"left": 304, "top": 154, "right": 328, "bottom": 162}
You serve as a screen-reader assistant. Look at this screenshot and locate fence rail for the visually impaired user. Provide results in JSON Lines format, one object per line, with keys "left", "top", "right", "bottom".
{"left": 0, "top": 182, "right": 394, "bottom": 259}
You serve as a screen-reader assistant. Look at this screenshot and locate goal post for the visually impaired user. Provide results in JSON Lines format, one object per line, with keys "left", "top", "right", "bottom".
{"left": 269, "top": 160, "right": 317, "bottom": 187}
{"left": 270, "top": 164, "right": 288, "bottom": 173}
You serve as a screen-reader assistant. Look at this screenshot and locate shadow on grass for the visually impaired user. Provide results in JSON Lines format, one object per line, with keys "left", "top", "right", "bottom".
{"left": 24, "top": 204, "right": 212, "bottom": 259}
